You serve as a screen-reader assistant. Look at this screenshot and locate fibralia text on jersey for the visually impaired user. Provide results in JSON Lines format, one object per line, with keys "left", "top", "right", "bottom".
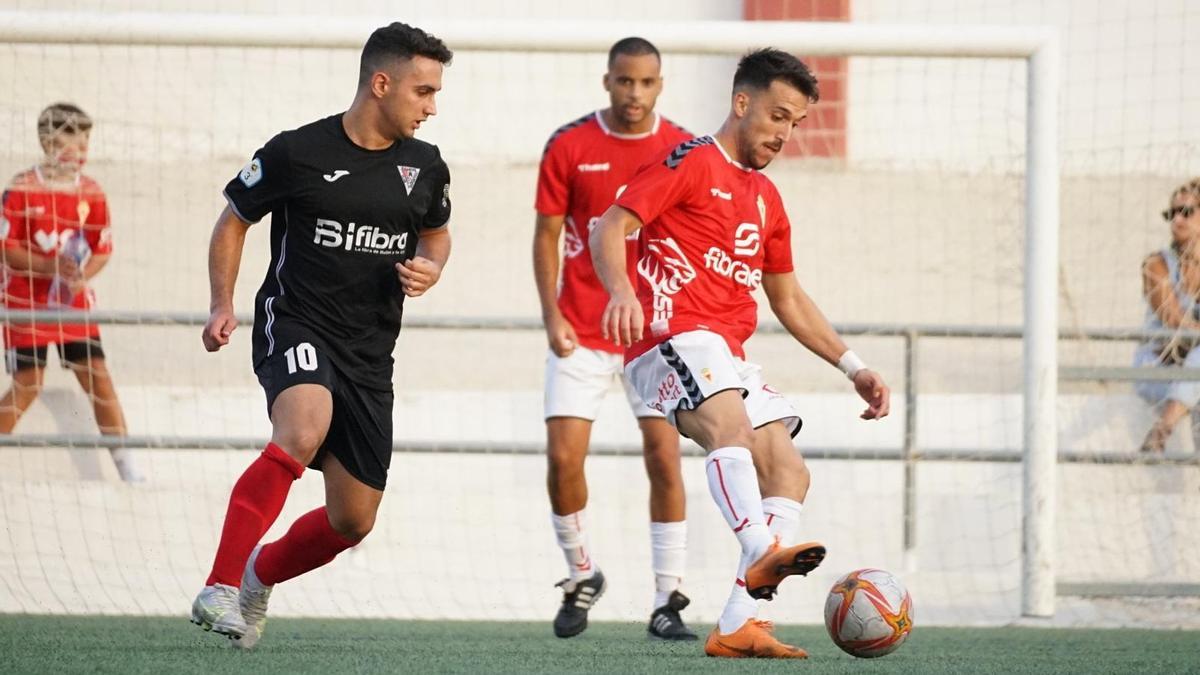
{"left": 312, "top": 218, "right": 408, "bottom": 254}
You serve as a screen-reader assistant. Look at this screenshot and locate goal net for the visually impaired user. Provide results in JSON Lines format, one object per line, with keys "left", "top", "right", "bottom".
{"left": 0, "top": 7, "right": 1195, "bottom": 628}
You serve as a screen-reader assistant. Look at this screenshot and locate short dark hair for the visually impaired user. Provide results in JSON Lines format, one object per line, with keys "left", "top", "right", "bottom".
{"left": 732, "top": 48, "right": 820, "bottom": 103}
{"left": 359, "top": 22, "right": 453, "bottom": 87}
{"left": 37, "top": 102, "right": 92, "bottom": 139}
{"left": 607, "top": 37, "right": 660, "bottom": 69}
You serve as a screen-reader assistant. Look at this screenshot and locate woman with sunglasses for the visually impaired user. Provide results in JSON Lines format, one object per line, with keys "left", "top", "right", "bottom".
{"left": 1135, "top": 178, "right": 1200, "bottom": 453}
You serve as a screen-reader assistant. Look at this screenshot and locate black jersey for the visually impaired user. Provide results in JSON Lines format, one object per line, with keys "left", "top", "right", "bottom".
{"left": 224, "top": 114, "right": 451, "bottom": 390}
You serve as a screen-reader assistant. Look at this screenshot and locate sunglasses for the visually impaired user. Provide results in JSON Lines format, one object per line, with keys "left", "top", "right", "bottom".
{"left": 1163, "top": 205, "right": 1196, "bottom": 221}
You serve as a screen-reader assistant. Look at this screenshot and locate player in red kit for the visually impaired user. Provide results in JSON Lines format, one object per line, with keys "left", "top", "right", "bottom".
{"left": 591, "top": 49, "right": 891, "bottom": 658}
{"left": 0, "top": 103, "right": 141, "bottom": 482}
{"left": 533, "top": 37, "right": 696, "bottom": 640}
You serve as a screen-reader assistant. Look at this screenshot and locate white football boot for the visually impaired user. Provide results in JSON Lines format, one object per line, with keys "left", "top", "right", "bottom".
{"left": 190, "top": 583, "right": 247, "bottom": 639}
{"left": 233, "top": 545, "right": 272, "bottom": 649}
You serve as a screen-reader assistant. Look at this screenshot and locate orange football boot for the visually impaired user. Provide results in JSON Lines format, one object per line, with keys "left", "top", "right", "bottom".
{"left": 704, "top": 619, "right": 808, "bottom": 658}
{"left": 743, "top": 539, "right": 826, "bottom": 600}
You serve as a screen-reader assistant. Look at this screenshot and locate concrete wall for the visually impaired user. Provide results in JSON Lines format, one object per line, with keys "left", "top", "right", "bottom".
{"left": 853, "top": 0, "right": 1200, "bottom": 176}
{"left": 4, "top": 0, "right": 1197, "bottom": 174}
{"left": 1, "top": 2, "right": 1192, "bottom": 333}
{"left": 1, "top": 439, "right": 1197, "bottom": 628}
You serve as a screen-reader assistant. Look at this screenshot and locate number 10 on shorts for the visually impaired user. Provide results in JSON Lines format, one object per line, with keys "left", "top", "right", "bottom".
{"left": 285, "top": 343, "right": 318, "bottom": 374}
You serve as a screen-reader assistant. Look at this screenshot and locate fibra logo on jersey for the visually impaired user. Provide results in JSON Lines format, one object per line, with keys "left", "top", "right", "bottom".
{"left": 313, "top": 218, "right": 408, "bottom": 255}
{"left": 703, "top": 222, "right": 762, "bottom": 289}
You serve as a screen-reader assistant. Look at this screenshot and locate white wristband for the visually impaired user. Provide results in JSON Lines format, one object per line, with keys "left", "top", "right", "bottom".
{"left": 837, "top": 350, "right": 867, "bottom": 380}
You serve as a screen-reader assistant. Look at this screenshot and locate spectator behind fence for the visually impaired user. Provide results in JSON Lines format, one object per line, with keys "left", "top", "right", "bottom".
{"left": 1135, "top": 177, "right": 1200, "bottom": 453}
{"left": 0, "top": 103, "right": 142, "bottom": 481}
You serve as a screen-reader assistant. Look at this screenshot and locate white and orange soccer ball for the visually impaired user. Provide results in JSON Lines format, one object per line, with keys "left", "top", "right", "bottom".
{"left": 823, "top": 568, "right": 914, "bottom": 658}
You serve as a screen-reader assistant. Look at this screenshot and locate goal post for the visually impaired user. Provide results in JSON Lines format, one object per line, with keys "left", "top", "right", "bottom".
{"left": 0, "top": 11, "right": 1060, "bottom": 620}
{"left": 1022, "top": 39, "right": 1061, "bottom": 620}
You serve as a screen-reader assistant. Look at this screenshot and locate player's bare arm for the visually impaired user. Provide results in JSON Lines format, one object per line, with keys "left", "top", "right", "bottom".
{"left": 590, "top": 204, "right": 644, "bottom": 347}
{"left": 3, "top": 240, "right": 90, "bottom": 288}
{"left": 202, "top": 205, "right": 252, "bottom": 352}
{"left": 761, "top": 272, "right": 890, "bottom": 420}
{"left": 81, "top": 253, "right": 110, "bottom": 281}
{"left": 1, "top": 244, "right": 58, "bottom": 277}
{"left": 396, "top": 225, "right": 450, "bottom": 297}
{"left": 532, "top": 212, "right": 578, "bottom": 356}
{"left": 56, "top": 252, "right": 111, "bottom": 294}
{"left": 2, "top": 244, "right": 109, "bottom": 292}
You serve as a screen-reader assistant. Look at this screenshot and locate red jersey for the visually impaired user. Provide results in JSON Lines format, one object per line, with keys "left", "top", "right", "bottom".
{"left": 536, "top": 111, "right": 691, "bottom": 353}
{"left": 2, "top": 167, "right": 113, "bottom": 348}
{"left": 615, "top": 136, "right": 794, "bottom": 362}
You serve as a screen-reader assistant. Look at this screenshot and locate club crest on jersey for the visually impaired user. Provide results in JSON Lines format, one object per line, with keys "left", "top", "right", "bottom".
{"left": 398, "top": 165, "right": 420, "bottom": 195}
{"left": 239, "top": 157, "right": 263, "bottom": 188}
{"left": 77, "top": 200, "right": 90, "bottom": 224}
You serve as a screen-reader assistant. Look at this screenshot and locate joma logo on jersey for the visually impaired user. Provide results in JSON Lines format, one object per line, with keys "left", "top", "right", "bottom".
{"left": 704, "top": 247, "right": 762, "bottom": 289}
{"left": 313, "top": 218, "right": 408, "bottom": 254}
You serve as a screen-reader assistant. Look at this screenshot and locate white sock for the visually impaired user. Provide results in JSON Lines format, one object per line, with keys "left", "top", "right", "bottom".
{"left": 650, "top": 521, "right": 686, "bottom": 609}
{"left": 706, "top": 447, "right": 770, "bottom": 634}
{"left": 705, "top": 447, "right": 771, "bottom": 559}
{"left": 717, "top": 580, "right": 758, "bottom": 634}
{"left": 551, "top": 509, "right": 595, "bottom": 580}
{"left": 108, "top": 447, "right": 145, "bottom": 483}
{"left": 762, "top": 496, "right": 803, "bottom": 546}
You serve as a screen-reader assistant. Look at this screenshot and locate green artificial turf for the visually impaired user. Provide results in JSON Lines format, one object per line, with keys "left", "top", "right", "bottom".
{"left": 0, "top": 615, "right": 1196, "bottom": 674}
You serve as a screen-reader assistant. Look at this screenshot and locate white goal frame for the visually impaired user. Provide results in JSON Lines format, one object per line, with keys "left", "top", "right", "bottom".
{"left": 0, "top": 11, "right": 1061, "bottom": 618}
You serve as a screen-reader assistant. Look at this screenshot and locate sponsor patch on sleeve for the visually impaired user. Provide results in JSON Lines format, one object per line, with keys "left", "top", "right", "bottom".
{"left": 442, "top": 183, "right": 450, "bottom": 209}
{"left": 239, "top": 157, "right": 263, "bottom": 188}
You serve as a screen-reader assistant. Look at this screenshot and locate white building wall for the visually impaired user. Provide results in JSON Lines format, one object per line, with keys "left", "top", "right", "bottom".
{"left": 853, "top": 0, "right": 1200, "bottom": 176}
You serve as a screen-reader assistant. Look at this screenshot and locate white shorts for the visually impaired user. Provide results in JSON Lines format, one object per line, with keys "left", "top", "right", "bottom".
{"left": 544, "top": 346, "right": 662, "bottom": 420}
{"left": 625, "top": 329, "right": 801, "bottom": 436}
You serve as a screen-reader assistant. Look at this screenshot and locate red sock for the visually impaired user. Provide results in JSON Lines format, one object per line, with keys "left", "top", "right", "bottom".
{"left": 205, "top": 443, "right": 304, "bottom": 587}
{"left": 254, "top": 507, "right": 358, "bottom": 586}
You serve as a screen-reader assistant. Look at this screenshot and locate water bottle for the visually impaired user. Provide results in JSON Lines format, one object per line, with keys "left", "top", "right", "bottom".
{"left": 46, "top": 232, "right": 91, "bottom": 307}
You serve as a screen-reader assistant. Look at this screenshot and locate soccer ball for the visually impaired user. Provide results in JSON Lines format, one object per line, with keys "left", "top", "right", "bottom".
{"left": 823, "top": 568, "right": 914, "bottom": 658}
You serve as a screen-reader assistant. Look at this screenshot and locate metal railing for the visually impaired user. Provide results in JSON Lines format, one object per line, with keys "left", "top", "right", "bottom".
{"left": 5, "top": 309, "right": 1200, "bottom": 463}
{"left": 4, "top": 309, "right": 1199, "bottom": 563}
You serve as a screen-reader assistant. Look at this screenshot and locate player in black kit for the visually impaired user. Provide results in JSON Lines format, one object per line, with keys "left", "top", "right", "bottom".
{"left": 190, "top": 23, "right": 453, "bottom": 649}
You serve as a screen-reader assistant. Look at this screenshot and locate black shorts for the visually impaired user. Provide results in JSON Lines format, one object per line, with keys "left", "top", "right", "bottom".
{"left": 255, "top": 327, "right": 393, "bottom": 491}
{"left": 4, "top": 338, "right": 106, "bottom": 373}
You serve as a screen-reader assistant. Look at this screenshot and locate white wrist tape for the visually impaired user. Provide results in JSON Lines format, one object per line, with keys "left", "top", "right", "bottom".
{"left": 837, "top": 350, "right": 867, "bottom": 380}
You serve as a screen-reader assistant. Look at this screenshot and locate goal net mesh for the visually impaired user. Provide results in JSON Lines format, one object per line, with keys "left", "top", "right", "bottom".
{"left": 0, "top": 5, "right": 1196, "bottom": 627}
